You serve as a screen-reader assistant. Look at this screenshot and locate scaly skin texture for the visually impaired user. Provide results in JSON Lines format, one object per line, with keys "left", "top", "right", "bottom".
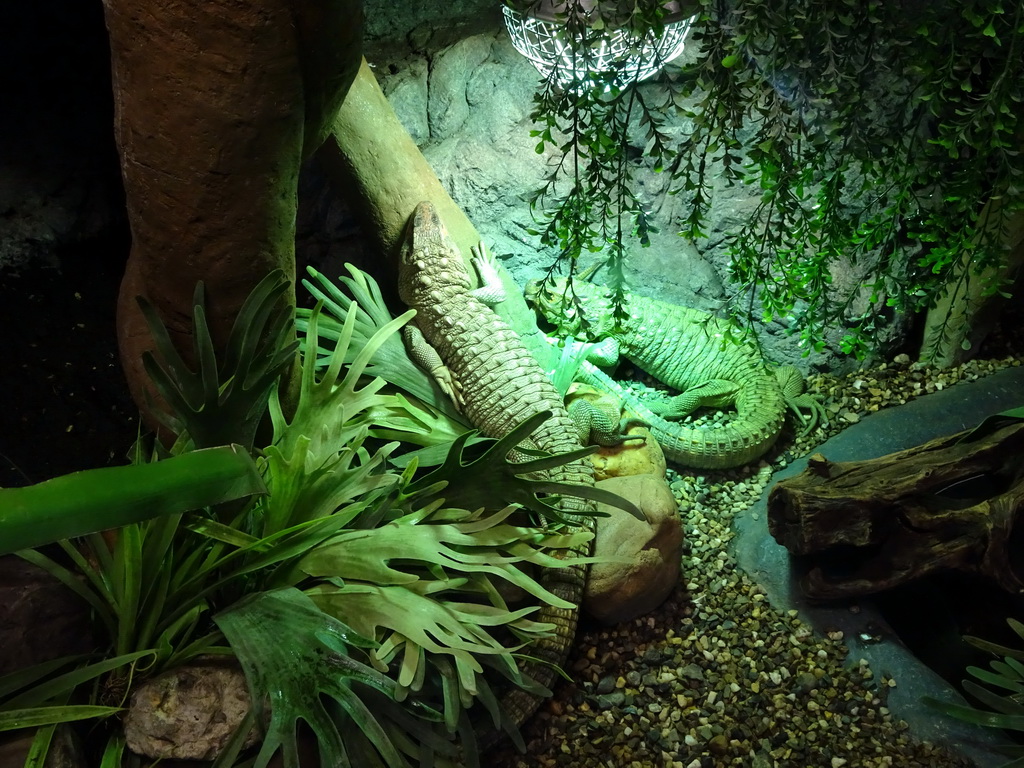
{"left": 397, "top": 202, "right": 594, "bottom": 736}
{"left": 528, "top": 279, "right": 820, "bottom": 469}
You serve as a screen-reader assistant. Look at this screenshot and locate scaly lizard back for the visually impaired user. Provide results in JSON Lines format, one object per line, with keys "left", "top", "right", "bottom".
{"left": 528, "top": 278, "right": 816, "bottom": 469}
{"left": 397, "top": 201, "right": 595, "bottom": 738}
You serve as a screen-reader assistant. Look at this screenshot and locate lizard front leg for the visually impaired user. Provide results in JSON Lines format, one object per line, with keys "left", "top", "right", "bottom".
{"left": 646, "top": 379, "right": 739, "bottom": 420}
{"left": 565, "top": 384, "right": 648, "bottom": 447}
{"left": 468, "top": 241, "right": 506, "bottom": 306}
{"left": 402, "top": 324, "right": 464, "bottom": 411}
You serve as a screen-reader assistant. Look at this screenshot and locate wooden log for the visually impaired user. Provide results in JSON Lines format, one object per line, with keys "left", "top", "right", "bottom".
{"left": 767, "top": 421, "right": 1024, "bottom": 598}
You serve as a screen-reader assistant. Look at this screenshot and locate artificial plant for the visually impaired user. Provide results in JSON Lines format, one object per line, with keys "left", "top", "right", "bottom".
{"left": 522, "top": 0, "right": 1024, "bottom": 362}
{"left": 1, "top": 270, "right": 608, "bottom": 768}
{"left": 0, "top": 446, "right": 262, "bottom": 555}
{"left": 924, "top": 617, "right": 1024, "bottom": 768}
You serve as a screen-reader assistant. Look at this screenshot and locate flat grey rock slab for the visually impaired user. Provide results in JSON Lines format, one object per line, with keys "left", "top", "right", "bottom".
{"left": 734, "top": 364, "right": 1024, "bottom": 768}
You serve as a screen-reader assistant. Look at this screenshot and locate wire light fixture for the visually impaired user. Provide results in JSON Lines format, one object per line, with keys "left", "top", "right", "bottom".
{"left": 502, "top": 1, "right": 696, "bottom": 90}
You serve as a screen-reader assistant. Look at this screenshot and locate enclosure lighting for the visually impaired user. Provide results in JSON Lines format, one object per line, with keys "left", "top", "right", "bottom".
{"left": 502, "top": 1, "right": 695, "bottom": 90}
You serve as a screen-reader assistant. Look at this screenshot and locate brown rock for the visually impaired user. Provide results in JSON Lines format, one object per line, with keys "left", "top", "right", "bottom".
{"left": 583, "top": 474, "right": 683, "bottom": 624}
{"left": 0, "top": 556, "right": 93, "bottom": 677}
{"left": 591, "top": 424, "right": 667, "bottom": 480}
{"left": 124, "top": 661, "right": 258, "bottom": 761}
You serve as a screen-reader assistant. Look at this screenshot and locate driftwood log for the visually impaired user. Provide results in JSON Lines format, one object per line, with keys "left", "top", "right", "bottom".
{"left": 768, "top": 420, "right": 1024, "bottom": 599}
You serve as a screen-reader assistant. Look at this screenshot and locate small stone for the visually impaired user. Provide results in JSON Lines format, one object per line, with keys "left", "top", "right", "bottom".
{"left": 595, "top": 692, "right": 626, "bottom": 709}
{"left": 708, "top": 733, "right": 729, "bottom": 755}
{"left": 679, "top": 663, "right": 705, "bottom": 681}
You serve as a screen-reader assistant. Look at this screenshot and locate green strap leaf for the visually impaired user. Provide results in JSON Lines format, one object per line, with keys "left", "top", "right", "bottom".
{"left": 0, "top": 446, "right": 266, "bottom": 555}
{"left": 0, "top": 705, "right": 124, "bottom": 732}
{"left": 2, "top": 650, "right": 156, "bottom": 710}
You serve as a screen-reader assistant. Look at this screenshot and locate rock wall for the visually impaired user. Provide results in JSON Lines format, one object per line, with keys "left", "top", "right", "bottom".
{"left": 0, "top": 0, "right": 899, "bottom": 377}
{"left": 357, "top": 5, "right": 874, "bottom": 374}
{"left": 0, "top": 1, "right": 125, "bottom": 272}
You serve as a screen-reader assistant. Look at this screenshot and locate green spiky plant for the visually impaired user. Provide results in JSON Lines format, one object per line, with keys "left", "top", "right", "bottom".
{"left": 1, "top": 268, "right": 615, "bottom": 767}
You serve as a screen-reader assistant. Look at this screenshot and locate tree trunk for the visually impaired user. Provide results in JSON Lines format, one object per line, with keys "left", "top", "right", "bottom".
{"left": 103, "top": 0, "right": 362, "bottom": 431}
{"left": 321, "top": 59, "right": 559, "bottom": 371}
{"left": 919, "top": 202, "right": 1024, "bottom": 367}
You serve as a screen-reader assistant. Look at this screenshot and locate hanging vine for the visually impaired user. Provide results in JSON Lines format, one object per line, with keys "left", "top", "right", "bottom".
{"left": 517, "top": 0, "right": 1024, "bottom": 360}
{"left": 514, "top": 0, "right": 681, "bottom": 335}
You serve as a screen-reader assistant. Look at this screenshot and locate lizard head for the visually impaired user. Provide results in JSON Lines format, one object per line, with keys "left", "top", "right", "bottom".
{"left": 398, "top": 201, "right": 472, "bottom": 307}
{"left": 524, "top": 275, "right": 617, "bottom": 340}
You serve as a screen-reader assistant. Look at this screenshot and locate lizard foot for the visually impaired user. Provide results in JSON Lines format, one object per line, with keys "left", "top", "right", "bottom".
{"left": 647, "top": 379, "right": 738, "bottom": 420}
{"left": 776, "top": 365, "right": 827, "bottom": 435}
{"left": 568, "top": 398, "right": 646, "bottom": 447}
{"left": 468, "top": 241, "right": 506, "bottom": 306}
{"left": 431, "top": 365, "right": 464, "bottom": 412}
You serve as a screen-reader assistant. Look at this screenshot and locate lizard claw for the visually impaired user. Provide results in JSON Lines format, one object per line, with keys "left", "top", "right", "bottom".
{"left": 432, "top": 365, "right": 464, "bottom": 412}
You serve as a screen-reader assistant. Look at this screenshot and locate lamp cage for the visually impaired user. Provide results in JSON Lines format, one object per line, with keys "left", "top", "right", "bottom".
{"left": 502, "top": 2, "right": 695, "bottom": 89}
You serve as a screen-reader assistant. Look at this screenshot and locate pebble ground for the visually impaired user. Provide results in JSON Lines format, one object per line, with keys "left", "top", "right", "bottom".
{"left": 491, "top": 353, "right": 1024, "bottom": 768}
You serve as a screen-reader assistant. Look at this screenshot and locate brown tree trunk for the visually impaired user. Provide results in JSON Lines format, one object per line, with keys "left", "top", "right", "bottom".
{"left": 103, "top": 0, "right": 362, "bottom": 430}
{"left": 321, "top": 59, "right": 559, "bottom": 372}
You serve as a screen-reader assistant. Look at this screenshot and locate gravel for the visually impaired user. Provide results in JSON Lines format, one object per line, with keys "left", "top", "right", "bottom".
{"left": 491, "top": 353, "right": 1024, "bottom": 768}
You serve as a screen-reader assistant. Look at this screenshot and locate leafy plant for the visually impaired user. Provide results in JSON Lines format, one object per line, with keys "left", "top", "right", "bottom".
{"left": 924, "top": 618, "right": 1024, "bottom": 767}
{"left": 522, "top": 0, "right": 1024, "bottom": 360}
{"left": 300, "top": 264, "right": 475, "bottom": 460}
{"left": 0, "top": 445, "right": 263, "bottom": 555}
{"left": 520, "top": 0, "right": 679, "bottom": 338}
{"left": 2, "top": 268, "right": 613, "bottom": 767}
{"left": 139, "top": 269, "right": 297, "bottom": 451}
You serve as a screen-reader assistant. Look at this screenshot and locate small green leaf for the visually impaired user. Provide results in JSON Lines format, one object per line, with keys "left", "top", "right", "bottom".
{"left": 721, "top": 54, "right": 740, "bottom": 68}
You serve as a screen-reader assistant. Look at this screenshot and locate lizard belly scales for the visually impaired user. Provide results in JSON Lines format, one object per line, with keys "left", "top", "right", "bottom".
{"left": 398, "top": 201, "right": 593, "bottom": 735}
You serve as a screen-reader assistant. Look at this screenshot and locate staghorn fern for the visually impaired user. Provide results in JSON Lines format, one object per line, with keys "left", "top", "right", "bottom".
{"left": 924, "top": 618, "right": 1024, "bottom": 767}
{"left": 301, "top": 264, "right": 463, "bottom": 422}
{"left": 300, "top": 501, "right": 591, "bottom": 743}
{"left": 233, "top": 283, "right": 626, "bottom": 765}
{"left": 256, "top": 298, "right": 414, "bottom": 536}
{"left": 214, "top": 587, "right": 452, "bottom": 768}
{"left": 4, "top": 268, "right": 628, "bottom": 768}
{"left": 300, "top": 265, "right": 474, "bottom": 465}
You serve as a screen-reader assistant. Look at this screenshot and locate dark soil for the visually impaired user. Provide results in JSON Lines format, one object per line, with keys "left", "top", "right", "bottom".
{"left": 0, "top": 228, "right": 136, "bottom": 488}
